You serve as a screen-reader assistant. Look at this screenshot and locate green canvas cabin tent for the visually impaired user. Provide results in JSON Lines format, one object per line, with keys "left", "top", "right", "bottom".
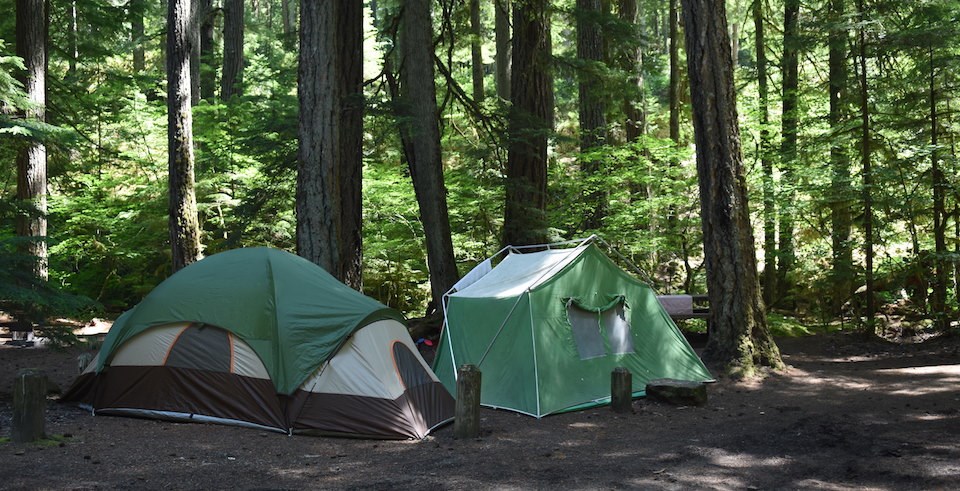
{"left": 63, "top": 247, "right": 454, "bottom": 439}
{"left": 432, "top": 237, "right": 713, "bottom": 417}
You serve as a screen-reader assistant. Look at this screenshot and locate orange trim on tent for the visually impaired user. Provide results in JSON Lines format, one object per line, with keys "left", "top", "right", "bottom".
{"left": 227, "top": 332, "right": 236, "bottom": 374}
{"left": 161, "top": 324, "right": 191, "bottom": 365}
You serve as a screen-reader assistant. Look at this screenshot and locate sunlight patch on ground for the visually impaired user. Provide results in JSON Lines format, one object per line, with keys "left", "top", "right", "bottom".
{"left": 907, "top": 412, "right": 956, "bottom": 422}
{"left": 919, "top": 460, "right": 960, "bottom": 478}
{"left": 878, "top": 364, "right": 960, "bottom": 396}
{"left": 792, "top": 478, "right": 887, "bottom": 490}
{"left": 785, "top": 367, "right": 874, "bottom": 391}
{"left": 694, "top": 446, "right": 792, "bottom": 469}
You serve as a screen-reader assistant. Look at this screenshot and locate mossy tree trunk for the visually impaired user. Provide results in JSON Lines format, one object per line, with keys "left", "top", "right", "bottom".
{"left": 681, "top": 0, "right": 783, "bottom": 376}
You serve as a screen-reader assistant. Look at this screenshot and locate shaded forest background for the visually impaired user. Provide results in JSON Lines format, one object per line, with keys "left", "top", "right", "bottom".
{"left": 2, "top": 0, "right": 958, "bottom": 338}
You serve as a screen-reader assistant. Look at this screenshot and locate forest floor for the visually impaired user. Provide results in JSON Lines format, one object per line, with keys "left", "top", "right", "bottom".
{"left": 1, "top": 331, "right": 959, "bottom": 490}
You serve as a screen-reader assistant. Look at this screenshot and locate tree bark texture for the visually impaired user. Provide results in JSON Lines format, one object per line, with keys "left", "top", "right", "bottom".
{"left": 504, "top": 0, "right": 553, "bottom": 247}
{"left": 681, "top": 0, "right": 783, "bottom": 374}
{"left": 495, "top": 0, "right": 511, "bottom": 100}
{"left": 131, "top": 0, "right": 145, "bottom": 73}
{"left": 929, "top": 48, "right": 947, "bottom": 330}
{"left": 297, "top": 0, "right": 364, "bottom": 289}
{"left": 167, "top": 0, "right": 203, "bottom": 272}
{"left": 828, "top": 0, "right": 852, "bottom": 314}
{"left": 222, "top": 0, "right": 244, "bottom": 100}
{"left": 668, "top": 0, "right": 680, "bottom": 145}
{"left": 755, "top": 0, "right": 776, "bottom": 308}
{"left": 469, "top": 0, "right": 485, "bottom": 102}
{"left": 16, "top": 0, "right": 48, "bottom": 281}
{"left": 577, "top": 0, "right": 607, "bottom": 230}
{"left": 856, "top": 0, "right": 875, "bottom": 329}
{"left": 199, "top": 0, "right": 216, "bottom": 101}
{"left": 282, "top": 0, "right": 297, "bottom": 49}
{"left": 619, "top": 0, "right": 645, "bottom": 142}
{"left": 67, "top": 0, "right": 77, "bottom": 76}
{"left": 777, "top": 0, "right": 800, "bottom": 305}
{"left": 577, "top": 0, "right": 606, "bottom": 151}
{"left": 398, "top": 0, "right": 461, "bottom": 306}
{"left": 190, "top": 0, "right": 201, "bottom": 105}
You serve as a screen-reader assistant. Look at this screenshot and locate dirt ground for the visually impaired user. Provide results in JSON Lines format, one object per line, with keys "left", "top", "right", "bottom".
{"left": 1, "top": 332, "right": 958, "bottom": 490}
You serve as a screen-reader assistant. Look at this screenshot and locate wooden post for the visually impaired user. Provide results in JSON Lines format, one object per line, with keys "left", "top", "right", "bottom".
{"left": 611, "top": 367, "right": 632, "bottom": 413}
{"left": 454, "top": 364, "right": 481, "bottom": 439}
{"left": 12, "top": 368, "right": 47, "bottom": 443}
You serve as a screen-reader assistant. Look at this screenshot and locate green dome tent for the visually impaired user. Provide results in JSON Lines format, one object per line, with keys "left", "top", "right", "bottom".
{"left": 433, "top": 237, "right": 713, "bottom": 417}
{"left": 63, "top": 248, "right": 453, "bottom": 439}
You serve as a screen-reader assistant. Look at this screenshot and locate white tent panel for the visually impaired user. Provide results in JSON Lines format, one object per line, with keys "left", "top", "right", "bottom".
{"left": 301, "top": 319, "right": 430, "bottom": 399}
{"left": 451, "top": 248, "right": 584, "bottom": 299}
{"left": 111, "top": 323, "right": 187, "bottom": 366}
{"left": 231, "top": 336, "right": 271, "bottom": 379}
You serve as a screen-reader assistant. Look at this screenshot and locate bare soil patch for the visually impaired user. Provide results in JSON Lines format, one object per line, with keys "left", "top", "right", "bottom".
{"left": 2, "top": 333, "right": 958, "bottom": 490}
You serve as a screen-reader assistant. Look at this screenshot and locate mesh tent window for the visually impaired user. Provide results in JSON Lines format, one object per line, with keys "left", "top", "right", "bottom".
{"left": 566, "top": 300, "right": 634, "bottom": 360}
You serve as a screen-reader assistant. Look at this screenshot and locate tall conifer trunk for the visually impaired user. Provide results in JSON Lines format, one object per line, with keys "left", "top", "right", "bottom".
{"left": 503, "top": 0, "right": 553, "bottom": 246}
{"left": 167, "top": 0, "right": 203, "bottom": 272}
{"left": 828, "top": 0, "right": 852, "bottom": 315}
{"left": 131, "top": 0, "right": 145, "bottom": 74}
{"left": 754, "top": 0, "right": 776, "bottom": 307}
{"left": 930, "top": 47, "right": 947, "bottom": 330}
{"left": 15, "top": 0, "right": 48, "bottom": 281}
{"left": 495, "top": 0, "right": 511, "bottom": 100}
{"left": 856, "top": 0, "right": 875, "bottom": 329}
{"left": 296, "top": 1, "right": 364, "bottom": 288}
{"left": 198, "top": 0, "right": 216, "bottom": 101}
{"left": 668, "top": 0, "right": 679, "bottom": 146}
{"left": 469, "top": 0, "right": 484, "bottom": 102}
{"left": 620, "top": 0, "right": 645, "bottom": 142}
{"left": 681, "top": 0, "right": 783, "bottom": 375}
{"left": 578, "top": 0, "right": 607, "bottom": 230}
{"left": 222, "top": 0, "right": 244, "bottom": 100}
{"left": 398, "top": 0, "right": 460, "bottom": 309}
{"left": 777, "top": 0, "right": 800, "bottom": 306}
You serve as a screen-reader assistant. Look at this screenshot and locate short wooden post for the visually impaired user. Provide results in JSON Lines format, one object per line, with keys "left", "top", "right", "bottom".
{"left": 611, "top": 367, "right": 632, "bottom": 414}
{"left": 12, "top": 368, "right": 47, "bottom": 443}
{"left": 454, "top": 364, "right": 481, "bottom": 439}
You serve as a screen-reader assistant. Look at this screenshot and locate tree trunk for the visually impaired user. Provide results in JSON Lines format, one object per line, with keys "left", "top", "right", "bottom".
{"left": 469, "top": 0, "right": 484, "bottom": 102}
{"left": 754, "top": 0, "right": 776, "bottom": 308}
{"left": 681, "top": 0, "right": 783, "bottom": 375}
{"left": 777, "top": 0, "right": 800, "bottom": 306}
{"left": 856, "top": 0, "right": 874, "bottom": 330}
{"left": 67, "top": 0, "right": 77, "bottom": 76}
{"left": 190, "top": 0, "right": 201, "bottom": 106}
{"left": 199, "top": 0, "right": 216, "bottom": 101}
{"left": 668, "top": 0, "right": 680, "bottom": 146}
{"left": 620, "top": 0, "right": 645, "bottom": 142}
{"left": 281, "top": 0, "right": 297, "bottom": 49}
{"left": 504, "top": 0, "right": 553, "bottom": 247}
{"left": 15, "top": 0, "right": 48, "bottom": 282}
{"left": 578, "top": 0, "right": 607, "bottom": 230}
{"left": 495, "top": 0, "right": 511, "bottom": 100}
{"left": 297, "top": 0, "right": 364, "bottom": 289}
{"left": 398, "top": 0, "right": 460, "bottom": 307}
{"left": 167, "top": 0, "right": 203, "bottom": 272}
{"left": 131, "top": 0, "right": 145, "bottom": 74}
{"left": 222, "top": 0, "right": 244, "bottom": 100}
{"left": 930, "top": 47, "right": 947, "bottom": 330}
{"left": 828, "top": 0, "right": 852, "bottom": 315}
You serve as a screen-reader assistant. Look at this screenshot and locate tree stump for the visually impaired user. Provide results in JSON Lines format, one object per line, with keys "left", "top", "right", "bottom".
{"left": 610, "top": 367, "right": 633, "bottom": 413}
{"left": 12, "top": 368, "right": 47, "bottom": 443}
{"left": 454, "top": 364, "right": 481, "bottom": 439}
{"left": 645, "top": 378, "right": 707, "bottom": 407}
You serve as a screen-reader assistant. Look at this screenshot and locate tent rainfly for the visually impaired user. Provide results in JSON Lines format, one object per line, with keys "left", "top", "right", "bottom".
{"left": 432, "top": 237, "right": 714, "bottom": 418}
{"left": 62, "top": 247, "right": 454, "bottom": 439}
